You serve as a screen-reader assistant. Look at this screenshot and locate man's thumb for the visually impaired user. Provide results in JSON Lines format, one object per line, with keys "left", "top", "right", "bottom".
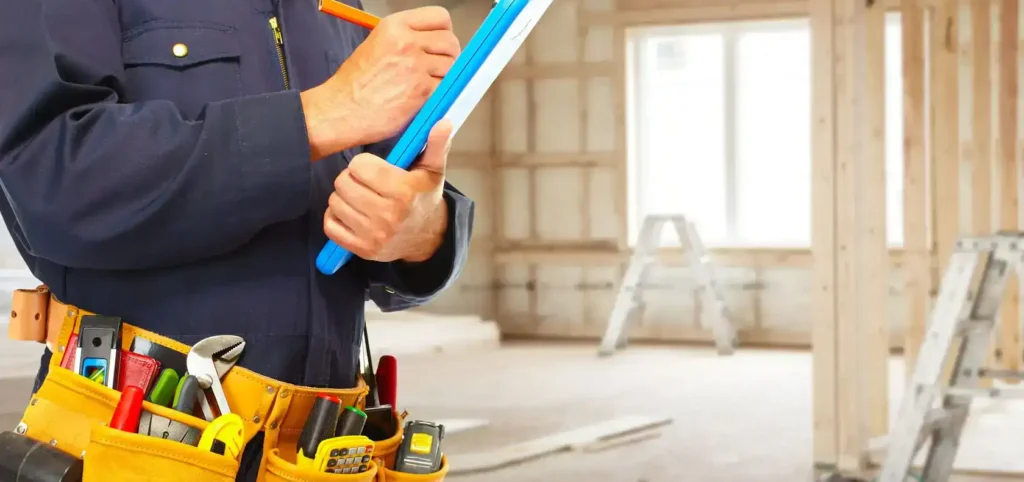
{"left": 414, "top": 120, "right": 453, "bottom": 176}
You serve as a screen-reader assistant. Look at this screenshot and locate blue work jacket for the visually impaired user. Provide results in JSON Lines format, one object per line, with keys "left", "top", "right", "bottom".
{"left": 0, "top": 0, "right": 474, "bottom": 391}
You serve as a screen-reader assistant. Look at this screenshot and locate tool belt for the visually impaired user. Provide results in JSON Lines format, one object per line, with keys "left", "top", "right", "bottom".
{"left": 9, "top": 288, "right": 450, "bottom": 482}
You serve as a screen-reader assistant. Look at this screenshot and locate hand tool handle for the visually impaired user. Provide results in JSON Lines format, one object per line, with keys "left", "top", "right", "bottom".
{"left": 298, "top": 394, "right": 343, "bottom": 467}
{"left": 376, "top": 355, "right": 398, "bottom": 408}
{"left": 0, "top": 431, "right": 84, "bottom": 482}
{"left": 110, "top": 386, "right": 144, "bottom": 433}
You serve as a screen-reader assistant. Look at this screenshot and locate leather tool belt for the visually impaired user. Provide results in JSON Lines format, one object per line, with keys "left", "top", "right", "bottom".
{"left": 7, "top": 287, "right": 450, "bottom": 482}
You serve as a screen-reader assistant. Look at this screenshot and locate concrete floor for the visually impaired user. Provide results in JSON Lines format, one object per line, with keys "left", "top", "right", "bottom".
{"left": 1, "top": 341, "right": 1019, "bottom": 481}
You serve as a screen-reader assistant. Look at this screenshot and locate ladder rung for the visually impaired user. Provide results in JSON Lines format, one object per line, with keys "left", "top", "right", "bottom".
{"left": 978, "top": 368, "right": 1024, "bottom": 380}
{"left": 945, "top": 387, "right": 1024, "bottom": 399}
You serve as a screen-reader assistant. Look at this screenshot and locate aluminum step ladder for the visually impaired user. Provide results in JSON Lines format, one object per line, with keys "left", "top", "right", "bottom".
{"left": 597, "top": 215, "right": 737, "bottom": 357}
{"left": 873, "top": 233, "right": 1024, "bottom": 482}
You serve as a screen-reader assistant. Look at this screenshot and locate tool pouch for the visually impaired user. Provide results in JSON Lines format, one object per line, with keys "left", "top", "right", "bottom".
{"left": 82, "top": 406, "right": 239, "bottom": 482}
{"left": 257, "top": 408, "right": 403, "bottom": 482}
{"left": 375, "top": 456, "right": 449, "bottom": 482}
{"left": 17, "top": 311, "right": 243, "bottom": 482}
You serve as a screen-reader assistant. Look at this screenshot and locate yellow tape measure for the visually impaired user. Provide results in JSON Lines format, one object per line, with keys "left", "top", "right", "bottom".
{"left": 198, "top": 413, "right": 245, "bottom": 460}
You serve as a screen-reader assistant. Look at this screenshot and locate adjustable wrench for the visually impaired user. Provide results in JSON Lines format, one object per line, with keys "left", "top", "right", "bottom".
{"left": 186, "top": 335, "right": 245, "bottom": 421}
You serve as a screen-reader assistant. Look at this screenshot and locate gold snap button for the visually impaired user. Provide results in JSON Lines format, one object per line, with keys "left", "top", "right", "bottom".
{"left": 172, "top": 43, "right": 188, "bottom": 58}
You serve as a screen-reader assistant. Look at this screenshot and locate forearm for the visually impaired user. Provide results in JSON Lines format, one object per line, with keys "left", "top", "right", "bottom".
{"left": 0, "top": 92, "right": 313, "bottom": 270}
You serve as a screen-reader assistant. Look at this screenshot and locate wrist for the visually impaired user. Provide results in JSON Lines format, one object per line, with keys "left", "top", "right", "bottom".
{"left": 300, "top": 85, "right": 366, "bottom": 161}
{"left": 399, "top": 197, "right": 448, "bottom": 263}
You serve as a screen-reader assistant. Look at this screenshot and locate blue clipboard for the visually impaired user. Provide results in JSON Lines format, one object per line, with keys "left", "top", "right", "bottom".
{"left": 316, "top": 0, "right": 554, "bottom": 275}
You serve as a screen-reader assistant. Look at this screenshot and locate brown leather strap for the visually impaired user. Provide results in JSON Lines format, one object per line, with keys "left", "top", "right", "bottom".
{"left": 9, "top": 285, "right": 49, "bottom": 344}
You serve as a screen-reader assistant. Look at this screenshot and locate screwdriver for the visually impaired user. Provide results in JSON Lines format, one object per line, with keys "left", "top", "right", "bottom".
{"left": 297, "top": 394, "right": 342, "bottom": 469}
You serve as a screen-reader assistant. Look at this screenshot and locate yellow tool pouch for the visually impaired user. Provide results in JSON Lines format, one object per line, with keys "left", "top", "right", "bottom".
{"left": 12, "top": 294, "right": 447, "bottom": 482}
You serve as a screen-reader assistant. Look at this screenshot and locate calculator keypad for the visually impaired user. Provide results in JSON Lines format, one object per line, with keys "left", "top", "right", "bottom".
{"left": 323, "top": 445, "right": 374, "bottom": 474}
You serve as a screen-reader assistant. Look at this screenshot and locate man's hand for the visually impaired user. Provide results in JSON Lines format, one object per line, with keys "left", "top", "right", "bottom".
{"left": 301, "top": 7, "right": 461, "bottom": 160}
{"left": 324, "top": 121, "right": 453, "bottom": 263}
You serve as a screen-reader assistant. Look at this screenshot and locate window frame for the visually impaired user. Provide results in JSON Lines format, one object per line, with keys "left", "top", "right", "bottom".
{"left": 626, "top": 15, "right": 905, "bottom": 249}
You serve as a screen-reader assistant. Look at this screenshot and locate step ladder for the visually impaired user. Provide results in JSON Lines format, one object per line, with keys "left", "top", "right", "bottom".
{"left": 597, "top": 215, "right": 737, "bottom": 357}
{"left": 874, "top": 233, "right": 1024, "bottom": 482}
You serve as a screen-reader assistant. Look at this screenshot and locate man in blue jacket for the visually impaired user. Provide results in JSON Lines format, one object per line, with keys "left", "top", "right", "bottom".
{"left": 0, "top": 0, "right": 473, "bottom": 478}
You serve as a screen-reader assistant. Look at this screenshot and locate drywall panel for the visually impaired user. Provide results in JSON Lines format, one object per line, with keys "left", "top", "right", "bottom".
{"left": 584, "top": 26, "right": 615, "bottom": 62}
{"left": 586, "top": 77, "right": 616, "bottom": 152}
{"left": 588, "top": 167, "right": 620, "bottom": 240}
{"left": 452, "top": 91, "right": 492, "bottom": 153}
{"left": 499, "top": 81, "right": 529, "bottom": 154}
{"left": 617, "top": 0, "right": 782, "bottom": 11}
{"left": 501, "top": 168, "right": 532, "bottom": 240}
{"left": 536, "top": 266, "right": 585, "bottom": 324}
{"left": 499, "top": 264, "right": 531, "bottom": 319}
{"left": 510, "top": 45, "right": 528, "bottom": 66}
{"left": 757, "top": 268, "right": 811, "bottom": 329}
{"left": 637, "top": 265, "right": 698, "bottom": 326}
{"left": 528, "top": 0, "right": 579, "bottom": 64}
{"left": 446, "top": 168, "right": 492, "bottom": 238}
{"left": 581, "top": 0, "right": 614, "bottom": 12}
{"left": 535, "top": 79, "right": 582, "bottom": 153}
{"left": 535, "top": 167, "right": 585, "bottom": 240}
{"left": 451, "top": 2, "right": 489, "bottom": 43}
{"left": 583, "top": 266, "right": 620, "bottom": 326}
{"left": 424, "top": 249, "right": 493, "bottom": 316}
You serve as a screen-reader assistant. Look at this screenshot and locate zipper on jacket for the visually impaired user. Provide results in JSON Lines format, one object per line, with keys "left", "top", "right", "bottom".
{"left": 269, "top": 17, "right": 291, "bottom": 90}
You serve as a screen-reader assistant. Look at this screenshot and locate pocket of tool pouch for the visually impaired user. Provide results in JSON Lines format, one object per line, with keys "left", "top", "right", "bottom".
{"left": 18, "top": 366, "right": 239, "bottom": 482}
{"left": 375, "top": 456, "right": 449, "bottom": 482}
{"left": 82, "top": 403, "right": 240, "bottom": 482}
{"left": 263, "top": 448, "right": 379, "bottom": 482}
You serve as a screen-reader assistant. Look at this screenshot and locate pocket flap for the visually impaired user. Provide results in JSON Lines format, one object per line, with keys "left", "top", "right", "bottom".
{"left": 123, "top": 24, "right": 240, "bottom": 68}
{"left": 83, "top": 424, "right": 240, "bottom": 482}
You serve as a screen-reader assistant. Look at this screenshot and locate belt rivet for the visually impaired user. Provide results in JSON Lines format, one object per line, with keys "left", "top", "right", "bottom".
{"left": 15, "top": 423, "right": 27, "bottom": 434}
{"left": 281, "top": 390, "right": 290, "bottom": 398}
{"left": 49, "top": 440, "right": 57, "bottom": 446}
{"left": 57, "top": 345, "right": 64, "bottom": 353}
{"left": 67, "top": 310, "right": 76, "bottom": 317}
{"left": 266, "top": 386, "right": 275, "bottom": 394}
{"left": 253, "top": 415, "right": 261, "bottom": 423}
{"left": 81, "top": 451, "right": 87, "bottom": 458}
{"left": 30, "top": 399, "right": 37, "bottom": 406}
{"left": 269, "top": 422, "right": 278, "bottom": 430}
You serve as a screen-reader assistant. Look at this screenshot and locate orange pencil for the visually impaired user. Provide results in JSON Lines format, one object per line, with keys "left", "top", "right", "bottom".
{"left": 319, "top": 0, "right": 381, "bottom": 29}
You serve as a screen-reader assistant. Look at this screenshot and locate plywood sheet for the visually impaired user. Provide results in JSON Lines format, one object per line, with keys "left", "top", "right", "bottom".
{"left": 534, "top": 79, "right": 582, "bottom": 153}
{"left": 446, "top": 168, "right": 492, "bottom": 238}
{"left": 584, "top": 26, "right": 615, "bottom": 63}
{"left": 536, "top": 266, "right": 585, "bottom": 324}
{"left": 586, "top": 77, "right": 616, "bottom": 152}
{"left": 535, "top": 167, "right": 585, "bottom": 240}
{"left": 588, "top": 167, "right": 620, "bottom": 240}
{"left": 499, "top": 80, "right": 529, "bottom": 154}
{"left": 501, "top": 168, "right": 532, "bottom": 240}
{"left": 528, "top": 0, "right": 579, "bottom": 64}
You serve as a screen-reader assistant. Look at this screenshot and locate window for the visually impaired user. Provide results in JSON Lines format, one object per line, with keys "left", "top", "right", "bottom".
{"left": 626, "top": 15, "right": 905, "bottom": 248}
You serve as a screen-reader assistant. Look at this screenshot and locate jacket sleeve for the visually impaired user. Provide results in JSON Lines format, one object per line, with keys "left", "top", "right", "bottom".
{"left": 360, "top": 140, "right": 475, "bottom": 311}
{"left": 0, "top": 0, "right": 312, "bottom": 270}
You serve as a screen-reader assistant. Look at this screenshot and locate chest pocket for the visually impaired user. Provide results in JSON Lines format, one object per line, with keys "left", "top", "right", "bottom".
{"left": 122, "top": 23, "right": 242, "bottom": 120}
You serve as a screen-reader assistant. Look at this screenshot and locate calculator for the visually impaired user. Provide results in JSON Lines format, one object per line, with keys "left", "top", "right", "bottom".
{"left": 314, "top": 435, "right": 375, "bottom": 474}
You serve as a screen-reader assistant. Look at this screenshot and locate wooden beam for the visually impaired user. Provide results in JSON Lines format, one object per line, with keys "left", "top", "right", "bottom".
{"left": 811, "top": 0, "right": 889, "bottom": 474}
{"left": 997, "top": 0, "right": 1020, "bottom": 379}
{"left": 969, "top": 0, "right": 1002, "bottom": 384}
{"left": 901, "top": 0, "right": 929, "bottom": 379}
